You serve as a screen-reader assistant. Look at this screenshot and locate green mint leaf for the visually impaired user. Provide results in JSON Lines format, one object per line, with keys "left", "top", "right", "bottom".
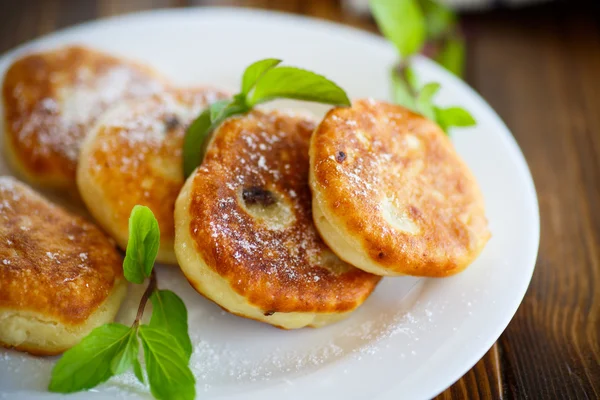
{"left": 123, "top": 205, "right": 160, "bottom": 284}
{"left": 139, "top": 325, "right": 196, "bottom": 400}
{"left": 149, "top": 290, "right": 192, "bottom": 360}
{"left": 241, "top": 58, "right": 281, "bottom": 95}
{"left": 49, "top": 324, "right": 131, "bottom": 393}
{"left": 110, "top": 327, "right": 140, "bottom": 376}
{"left": 216, "top": 98, "right": 250, "bottom": 122}
{"left": 436, "top": 35, "right": 466, "bottom": 77}
{"left": 435, "top": 106, "right": 476, "bottom": 134}
{"left": 421, "top": 0, "right": 457, "bottom": 39}
{"left": 416, "top": 82, "right": 441, "bottom": 121}
{"left": 183, "top": 99, "right": 251, "bottom": 178}
{"left": 184, "top": 60, "right": 350, "bottom": 178}
{"left": 209, "top": 99, "right": 232, "bottom": 122}
{"left": 133, "top": 358, "right": 145, "bottom": 384}
{"left": 249, "top": 66, "right": 350, "bottom": 107}
{"left": 418, "top": 82, "right": 441, "bottom": 102}
{"left": 183, "top": 108, "right": 212, "bottom": 178}
{"left": 371, "top": 0, "right": 426, "bottom": 57}
{"left": 403, "top": 66, "right": 419, "bottom": 91}
{"left": 391, "top": 69, "right": 416, "bottom": 111}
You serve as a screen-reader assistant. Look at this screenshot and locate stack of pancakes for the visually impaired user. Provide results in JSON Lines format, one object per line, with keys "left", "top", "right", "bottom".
{"left": 0, "top": 46, "right": 489, "bottom": 354}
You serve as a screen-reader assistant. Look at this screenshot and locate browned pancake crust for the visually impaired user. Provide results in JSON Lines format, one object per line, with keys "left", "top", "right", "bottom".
{"left": 2, "top": 45, "right": 166, "bottom": 187}
{"left": 0, "top": 177, "right": 123, "bottom": 324}
{"left": 80, "top": 88, "right": 227, "bottom": 253}
{"left": 311, "top": 99, "right": 490, "bottom": 277}
{"left": 186, "top": 111, "right": 380, "bottom": 314}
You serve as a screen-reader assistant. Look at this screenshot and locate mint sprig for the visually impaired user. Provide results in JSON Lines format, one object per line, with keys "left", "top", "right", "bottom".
{"left": 49, "top": 206, "right": 195, "bottom": 400}
{"left": 371, "top": 0, "right": 476, "bottom": 134}
{"left": 183, "top": 59, "right": 350, "bottom": 177}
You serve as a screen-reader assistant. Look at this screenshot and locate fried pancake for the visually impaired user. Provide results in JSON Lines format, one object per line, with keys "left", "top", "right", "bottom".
{"left": 310, "top": 99, "right": 490, "bottom": 277}
{"left": 2, "top": 45, "right": 166, "bottom": 189}
{"left": 0, "top": 177, "right": 126, "bottom": 355}
{"left": 77, "top": 88, "right": 227, "bottom": 264}
{"left": 174, "top": 110, "right": 380, "bottom": 329}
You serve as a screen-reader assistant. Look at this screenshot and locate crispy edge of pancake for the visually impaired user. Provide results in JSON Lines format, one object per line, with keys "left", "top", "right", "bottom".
{"left": 309, "top": 99, "right": 490, "bottom": 277}
{"left": 1, "top": 46, "right": 168, "bottom": 189}
{"left": 0, "top": 281, "right": 126, "bottom": 355}
{"left": 174, "top": 171, "right": 357, "bottom": 329}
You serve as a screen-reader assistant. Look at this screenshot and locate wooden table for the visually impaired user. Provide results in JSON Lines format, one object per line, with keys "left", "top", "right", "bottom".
{"left": 1, "top": 0, "right": 598, "bottom": 398}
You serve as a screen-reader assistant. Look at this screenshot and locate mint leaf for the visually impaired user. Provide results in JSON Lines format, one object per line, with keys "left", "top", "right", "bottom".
{"left": 436, "top": 35, "right": 465, "bottom": 77}
{"left": 371, "top": 0, "right": 426, "bottom": 57}
{"left": 391, "top": 69, "right": 416, "bottom": 111}
{"left": 110, "top": 328, "right": 140, "bottom": 375}
{"left": 214, "top": 98, "right": 250, "bottom": 123}
{"left": 49, "top": 324, "right": 131, "bottom": 393}
{"left": 421, "top": 0, "right": 456, "bottom": 39}
{"left": 183, "top": 109, "right": 212, "bottom": 178}
{"left": 241, "top": 58, "right": 281, "bottom": 95}
{"left": 184, "top": 60, "right": 350, "bottom": 177}
{"left": 249, "top": 66, "right": 350, "bottom": 106}
{"left": 435, "top": 106, "right": 476, "bottom": 134}
{"left": 416, "top": 82, "right": 441, "bottom": 121}
{"left": 123, "top": 205, "right": 160, "bottom": 284}
{"left": 133, "top": 358, "right": 145, "bottom": 384}
{"left": 150, "top": 290, "right": 192, "bottom": 360}
{"left": 418, "top": 82, "right": 441, "bottom": 102}
{"left": 209, "top": 99, "right": 231, "bottom": 122}
{"left": 139, "top": 326, "right": 195, "bottom": 400}
{"left": 404, "top": 66, "right": 419, "bottom": 91}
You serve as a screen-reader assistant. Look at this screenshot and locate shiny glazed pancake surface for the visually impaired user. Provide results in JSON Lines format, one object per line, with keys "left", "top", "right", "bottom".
{"left": 175, "top": 111, "right": 380, "bottom": 329}
{"left": 0, "top": 177, "right": 126, "bottom": 355}
{"left": 2, "top": 45, "right": 166, "bottom": 188}
{"left": 77, "top": 88, "right": 227, "bottom": 264}
{"left": 310, "top": 99, "right": 490, "bottom": 277}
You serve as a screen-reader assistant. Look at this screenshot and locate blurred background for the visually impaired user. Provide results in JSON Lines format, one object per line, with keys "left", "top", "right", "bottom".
{"left": 1, "top": 0, "right": 598, "bottom": 399}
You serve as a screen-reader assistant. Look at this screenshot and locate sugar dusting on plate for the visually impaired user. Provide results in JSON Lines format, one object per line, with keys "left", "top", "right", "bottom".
{"left": 0, "top": 267, "right": 432, "bottom": 397}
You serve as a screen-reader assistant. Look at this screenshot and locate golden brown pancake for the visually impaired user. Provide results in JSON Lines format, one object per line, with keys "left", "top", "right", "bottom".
{"left": 174, "top": 110, "right": 380, "bottom": 329}
{"left": 310, "top": 99, "right": 490, "bottom": 277}
{"left": 77, "top": 88, "right": 227, "bottom": 264}
{"left": 0, "top": 177, "right": 126, "bottom": 355}
{"left": 2, "top": 45, "right": 166, "bottom": 189}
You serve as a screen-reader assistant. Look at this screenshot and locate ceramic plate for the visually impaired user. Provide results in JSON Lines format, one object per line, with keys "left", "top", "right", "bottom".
{"left": 0, "top": 8, "right": 539, "bottom": 400}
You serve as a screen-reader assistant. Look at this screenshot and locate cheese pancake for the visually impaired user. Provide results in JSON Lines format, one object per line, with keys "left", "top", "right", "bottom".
{"left": 0, "top": 177, "right": 126, "bottom": 355}
{"left": 310, "top": 99, "right": 490, "bottom": 277}
{"left": 77, "top": 88, "right": 227, "bottom": 264}
{"left": 2, "top": 45, "right": 166, "bottom": 189}
{"left": 174, "top": 111, "right": 380, "bottom": 329}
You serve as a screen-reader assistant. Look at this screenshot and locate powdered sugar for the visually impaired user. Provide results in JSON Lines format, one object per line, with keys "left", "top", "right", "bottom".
{"left": 7, "top": 55, "right": 164, "bottom": 165}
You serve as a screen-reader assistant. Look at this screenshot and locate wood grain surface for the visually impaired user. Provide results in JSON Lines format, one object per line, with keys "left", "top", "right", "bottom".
{"left": 0, "top": 0, "right": 598, "bottom": 399}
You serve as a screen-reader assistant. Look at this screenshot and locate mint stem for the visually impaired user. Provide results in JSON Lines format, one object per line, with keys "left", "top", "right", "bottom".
{"left": 134, "top": 269, "right": 157, "bottom": 326}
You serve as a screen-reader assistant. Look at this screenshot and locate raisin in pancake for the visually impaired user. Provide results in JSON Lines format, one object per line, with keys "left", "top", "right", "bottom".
{"left": 2, "top": 45, "right": 166, "bottom": 189}
{"left": 310, "top": 99, "right": 490, "bottom": 277}
{"left": 174, "top": 110, "right": 380, "bottom": 329}
{"left": 77, "top": 88, "right": 227, "bottom": 265}
{"left": 0, "top": 177, "right": 126, "bottom": 355}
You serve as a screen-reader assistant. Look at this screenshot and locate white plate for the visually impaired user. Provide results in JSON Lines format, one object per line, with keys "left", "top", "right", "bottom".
{"left": 0, "top": 7, "right": 539, "bottom": 400}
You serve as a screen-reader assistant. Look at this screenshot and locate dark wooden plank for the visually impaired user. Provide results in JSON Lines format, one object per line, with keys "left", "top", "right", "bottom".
{"left": 464, "top": 1, "right": 600, "bottom": 399}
